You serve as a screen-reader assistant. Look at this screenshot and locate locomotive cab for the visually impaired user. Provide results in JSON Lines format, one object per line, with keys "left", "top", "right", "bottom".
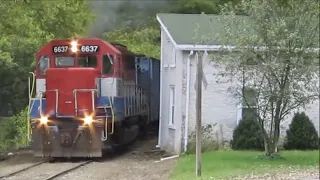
{"left": 35, "top": 39, "right": 117, "bottom": 118}
{"left": 28, "top": 38, "right": 159, "bottom": 158}
{"left": 29, "top": 39, "right": 120, "bottom": 157}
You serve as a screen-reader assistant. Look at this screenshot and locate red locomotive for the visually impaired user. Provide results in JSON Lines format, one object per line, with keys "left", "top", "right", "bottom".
{"left": 28, "top": 38, "right": 160, "bottom": 157}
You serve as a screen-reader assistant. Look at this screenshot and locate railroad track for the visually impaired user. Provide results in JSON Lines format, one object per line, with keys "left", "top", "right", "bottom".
{"left": 0, "top": 159, "right": 93, "bottom": 180}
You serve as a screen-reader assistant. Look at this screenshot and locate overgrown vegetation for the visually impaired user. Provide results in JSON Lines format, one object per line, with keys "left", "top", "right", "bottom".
{"left": 0, "top": 108, "right": 29, "bottom": 154}
{"left": 231, "top": 118, "right": 264, "bottom": 151}
{"left": 171, "top": 150, "right": 319, "bottom": 179}
{"left": 187, "top": 123, "right": 231, "bottom": 154}
{"left": 104, "top": 22, "right": 160, "bottom": 59}
{"left": 0, "top": 117, "right": 10, "bottom": 152}
{"left": 284, "top": 112, "right": 319, "bottom": 150}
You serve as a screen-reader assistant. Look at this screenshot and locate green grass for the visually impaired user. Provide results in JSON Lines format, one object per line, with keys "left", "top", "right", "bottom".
{"left": 170, "top": 150, "right": 319, "bottom": 180}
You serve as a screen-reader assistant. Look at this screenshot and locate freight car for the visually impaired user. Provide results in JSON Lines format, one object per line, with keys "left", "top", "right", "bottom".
{"left": 27, "top": 38, "right": 160, "bottom": 158}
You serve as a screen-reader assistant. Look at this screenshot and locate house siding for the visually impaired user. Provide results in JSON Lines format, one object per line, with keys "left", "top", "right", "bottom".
{"left": 159, "top": 28, "right": 183, "bottom": 154}
{"left": 158, "top": 26, "right": 319, "bottom": 155}
{"left": 186, "top": 52, "right": 238, "bottom": 143}
{"left": 184, "top": 51, "right": 320, "bottom": 148}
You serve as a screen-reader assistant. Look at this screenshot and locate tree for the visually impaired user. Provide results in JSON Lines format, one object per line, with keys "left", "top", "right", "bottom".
{"left": 170, "top": 0, "right": 241, "bottom": 14}
{"left": 284, "top": 112, "right": 319, "bottom": 150}
{"left": 206, "top": 0, "right": 319, "bottom": 156}
{"left": 87, "top": 0, "right": 170, "bottom": 36}
{"left": 0, "top": 0, "right": 94, "bottom": 116}
{"left": 104, "top": 22, "right": 160, "bottom": 59}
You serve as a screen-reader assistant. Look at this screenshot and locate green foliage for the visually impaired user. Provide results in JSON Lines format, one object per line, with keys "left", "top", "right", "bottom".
{"left": 0, "top": 0, "right": 94, "bottom": 116}
{"left": 170, "top": 0, "right": 240, "bottom": 14}
{"left": 231, "top": 118, "right": 264, "bottom": 151}
{"left": 2, "top": 107, "right": 29, "bottom": 150}
{"left": 0, "top": 0, "right": 94, "bottom": 152}
{"left": 284, "top": 112, "right": 319, "bottom": 150}
{"left": 0, "top": 117, "right": 10, "bottom": 152}
{"left": 186, "top": 123, "right": 229, "bottom": 154}
{"left": 171, "top": 0, "right": 220, "bottom": 14}
{"left": 104, "top": 22, "right": 160, "bottom": 59}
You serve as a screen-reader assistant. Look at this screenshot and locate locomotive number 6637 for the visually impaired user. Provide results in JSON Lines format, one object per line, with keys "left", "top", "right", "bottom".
{"left": 80, "top": 45, "right": 99, "bottom": 53}
{"left": 28, "top": 38, "right": 160, "bottom": 158}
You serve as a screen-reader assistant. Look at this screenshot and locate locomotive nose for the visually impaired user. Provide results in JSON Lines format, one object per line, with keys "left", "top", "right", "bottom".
{"left": 31, "top": 67, "right": 103, "bottom": 158}
{"left": 45, "top": 68, "right": 98, "bottom": 118}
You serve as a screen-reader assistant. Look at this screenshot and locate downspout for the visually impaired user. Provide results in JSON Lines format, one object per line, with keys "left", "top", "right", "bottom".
{"left": 184, "top": 50, "right": 194, "bottom": 152}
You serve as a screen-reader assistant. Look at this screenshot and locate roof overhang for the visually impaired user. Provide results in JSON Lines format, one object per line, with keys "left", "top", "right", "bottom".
{"left": 176, "top": 44, "right": 319, "bottom": 53}
{"left": 156, "top": 15, "right": 178, "bottom": 47}
{"left": 176, "top": 45, "right": 232, "bottom": 51}
{"left": 157, "top": 15, "right": 319, "bottom": 53}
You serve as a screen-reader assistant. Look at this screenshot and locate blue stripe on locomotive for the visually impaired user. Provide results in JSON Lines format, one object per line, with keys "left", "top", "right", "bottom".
{"left": 29, "top": 56, "right": 160, "bottom": 122}
{"left": 29, "top": 96, "right": 138, "bottom": 121}
{"left": 29, "top": 99, "right": 46, "bottom": 119}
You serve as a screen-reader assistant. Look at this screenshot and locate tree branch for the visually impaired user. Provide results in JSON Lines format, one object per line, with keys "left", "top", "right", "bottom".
{"left": 280, "top": 94, "right": 318, "bottom": 119}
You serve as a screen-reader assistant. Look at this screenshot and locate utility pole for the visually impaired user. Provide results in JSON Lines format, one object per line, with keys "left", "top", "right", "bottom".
{"left": 195, "top": 52, "right": 203, "bottom": 177}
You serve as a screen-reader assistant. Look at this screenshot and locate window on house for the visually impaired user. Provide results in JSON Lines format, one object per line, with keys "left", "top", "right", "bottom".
{"left": 169, "top": 85, "right": 175, "bottom": 125}
{"left": 241, "top": 88, "right": 258, "bottom": 121}
{"left": 39, "top": 55, "right": 50, "bottom": 75}
{"left": 102, "top": 54, "right": 114, "bottom": 74}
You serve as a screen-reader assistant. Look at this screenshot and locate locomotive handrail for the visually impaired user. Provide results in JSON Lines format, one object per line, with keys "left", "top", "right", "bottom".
{"left": 108, "top": 95, "right": 115, "bottom": 135}
{"left": 101, "top": 96, "right": 115, "bottom": 141}
{"left": 73, "top": 89, "right": 98, "bottom": 117}
{"left": 39, "top": 89, "right": 59, "bottom": 117}
{"left": 27, "top": 72, "right": 36, "bottom": 142}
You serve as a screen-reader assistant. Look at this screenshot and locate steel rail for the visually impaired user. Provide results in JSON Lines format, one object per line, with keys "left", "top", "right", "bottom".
{"left": 0, "top": 160, "right": 49, "bottom": 179}
{"left": 45, "top": 160, "right": 93, "bottom": 180}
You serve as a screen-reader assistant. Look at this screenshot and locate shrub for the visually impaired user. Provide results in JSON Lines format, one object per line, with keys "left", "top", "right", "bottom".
{"left": 231, "top": 118, "right": 264, "bottom": 151}
{"left": 3, "top": 107, "right": 29, "bottom": 150}
{"left": 284, "top": 112, "right": 319, "bottom": 150}
{"left": 187, "top": 123, "right": 225, "bottom": 154}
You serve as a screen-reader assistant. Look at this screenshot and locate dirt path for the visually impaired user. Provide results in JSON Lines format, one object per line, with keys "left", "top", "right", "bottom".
{"left": 0, "top": 150, "right": 44, "bottom": 177}
{"left": 57, "top": 138, "right": 177, "bottom": 180}
{"left": 0, "top": 137, "right": 177, "bottom": 180}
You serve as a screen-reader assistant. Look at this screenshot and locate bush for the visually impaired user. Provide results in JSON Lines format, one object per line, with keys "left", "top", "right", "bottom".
{"left": 231, "top": 118, "right": 264, "bottom": 151}
{"left": 284, "top": 112, "right": 319, "bottom": 150}
{"left": 2, "top": 107, "right": 29, "bottom": 150}
{"left": 186, "top": 123, "right": 226, "bottom": 154}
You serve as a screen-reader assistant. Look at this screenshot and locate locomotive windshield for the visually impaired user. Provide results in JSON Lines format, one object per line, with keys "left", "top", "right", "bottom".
{"left": 55, "top": 57, "right": 75, "bottom": 67}
{"left": 78, "top": 55, "right": 97, "bottom": 67}
{"left": 54, "top": 55, "right": 97, "bottom": 68}
{"left": 39, "top": 55, "right": 50, "bottom": 75}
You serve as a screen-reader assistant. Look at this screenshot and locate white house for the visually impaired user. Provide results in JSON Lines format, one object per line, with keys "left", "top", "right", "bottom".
{"left": 156, "top": 13, "right": 320, "bottom": 155}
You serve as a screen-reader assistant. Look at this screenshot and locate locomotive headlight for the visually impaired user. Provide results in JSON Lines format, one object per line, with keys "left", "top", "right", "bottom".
{"left": 71, "top": 46, "right": 78, "bottom": 52}
{"left": 71, "top": 40, "right": 78, "bottom": 47}
{"left": 40, "top": 116, "right": 48, "bottom": 124}
{"left": 70, "top": 40, "right": 78, "bottom": 52}
{"left": 84, "top": 116, "right": 93, "bottom": 125}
